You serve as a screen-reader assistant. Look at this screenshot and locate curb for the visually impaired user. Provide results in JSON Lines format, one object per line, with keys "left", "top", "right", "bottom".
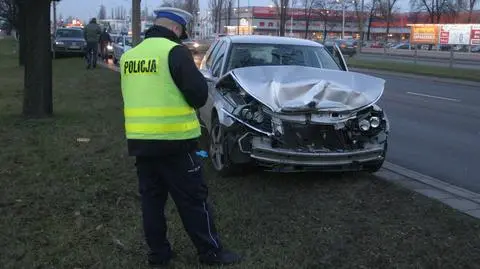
{"left": 375, "top": 162, "right": 480, "bottom": 220}
{"left": 350, "top": 67, "right": 480, "bottom": 88}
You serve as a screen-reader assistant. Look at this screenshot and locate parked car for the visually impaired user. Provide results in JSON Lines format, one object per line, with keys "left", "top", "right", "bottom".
{"left": 52, "top": 27, "right": 86, "bottom": 58}
{"left": 112, "top": 35, "right": 132, "bottom": 65}
{"left": 471, "top": 45, "right": 480, "bottom": 53}
{"left": 391, "top": 43, "right": 411, "bottom": 49}
{"left": 198, "top": 35, "right": 389, "bottom": 176}
{"left": 322, "top": 39, "right": 357, "bottom": 57}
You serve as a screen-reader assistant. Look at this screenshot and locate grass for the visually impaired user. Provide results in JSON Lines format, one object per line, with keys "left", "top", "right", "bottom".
{"left": 1, "top": 37, "right": 480, "bottom": 269}
{"left": 348, "top": 57, "right": 480, "bottom": 82}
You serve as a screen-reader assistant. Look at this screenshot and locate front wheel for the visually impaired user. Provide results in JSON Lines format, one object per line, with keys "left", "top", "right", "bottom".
{"left": 209, "top": 117, "right": 241, "bottom": 177}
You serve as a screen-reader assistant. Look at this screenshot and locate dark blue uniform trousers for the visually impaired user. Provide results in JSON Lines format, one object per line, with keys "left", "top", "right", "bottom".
{"left": 135, "top": 151, "right": 222, "bottom": 258}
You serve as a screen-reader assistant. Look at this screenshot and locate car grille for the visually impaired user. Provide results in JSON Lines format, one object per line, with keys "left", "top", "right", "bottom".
{"left": 279, "top": 122, "right": 351, "bottom": 151}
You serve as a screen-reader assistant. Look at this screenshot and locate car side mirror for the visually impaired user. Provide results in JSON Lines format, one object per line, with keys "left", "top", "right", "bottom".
{"left": 200, "top": 70, "right": 214, "bottom": 81}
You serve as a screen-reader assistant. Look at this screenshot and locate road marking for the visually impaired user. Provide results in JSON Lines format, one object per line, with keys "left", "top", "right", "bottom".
{"left": 406, "top": 91, "right": 461, "bottom": 102}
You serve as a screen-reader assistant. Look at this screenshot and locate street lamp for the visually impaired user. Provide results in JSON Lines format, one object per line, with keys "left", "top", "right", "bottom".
{"left": 336, "top": 0, "right": 356, "bottom": 39}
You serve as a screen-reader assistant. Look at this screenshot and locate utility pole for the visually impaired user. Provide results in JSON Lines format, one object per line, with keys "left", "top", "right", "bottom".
{"left": 289, "top": 1, "right": 293, "bottom": 36}
{"left": 53, "top": 0, "right": 57, "bottom": 33}
{"left": 342, "top": 0, "right": 345, "bottom": 39}
{"left": 360, "top": 0, "right": 364, "bottom": 52}
{"left": 132, "top": 0, "right": 142, "bottom": 46}
{"left": 237, "top": 0, "right": 240, "bottom": 35}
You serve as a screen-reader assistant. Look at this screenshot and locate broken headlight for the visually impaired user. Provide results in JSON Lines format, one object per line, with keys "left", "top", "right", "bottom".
{"left": 350, "top": 105, "right": 386, "bottom": 135}
{"left": 271, "top": 116, "right": 283, "bottom": 136}
{"left": 240, "top": 107, "right": 264, "bottom": 124}
{"left": 370, "top": 116, "right": 380, "bottom": 128}
{"left": 358, "top": 119, "right": 370, "bottom": 131}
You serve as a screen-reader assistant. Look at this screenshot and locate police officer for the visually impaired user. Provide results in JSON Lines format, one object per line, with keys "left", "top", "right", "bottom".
{"left": 119, "top": 8, "right": 241, "bottom": 268}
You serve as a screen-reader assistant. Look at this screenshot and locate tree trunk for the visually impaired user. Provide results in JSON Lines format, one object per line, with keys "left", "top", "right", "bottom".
{"left": 366, "top": 15, "right": 373, "bottom": 41}
{"left": 304, "top": 13, "right": 310, "bottom": 39}
{"left": 22, "top": 0, "right": 53, "bottom": 117}
{"left": 323, "top": 18, "right": 327, "bottom": 42}
{"left": 132, "top": 0, "right": 142, "bottom": 46}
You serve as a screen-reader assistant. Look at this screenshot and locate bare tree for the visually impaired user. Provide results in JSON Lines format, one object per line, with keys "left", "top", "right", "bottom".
{"left": 458, "top": 0, "right": 478, "bottom": 22}
{"left": 378, "top": 0, "right": 399, "bottom": 44}
{"left": 302, "top": 0, "right": 318, "bottom": 39}
{"left": 409, "top": 0, "right": 457, "bottom": 23}
{"left": 364, "top": 0, "right": 380, "bottom": 40}
{"left": 224, "top": 0, "right": 233, "bottom": 26}
{"left": 208, "top": 0, "right": 224, "bottom": 33}
{"left": 161, "top": 0, "right": 185, "bottom": 7}
{"left": 0, "top": 0, "right": 16, "bottom": 34}
{"left": 310, "top": 0, "right": 341, "bottom": 41}
{"left": 273, "top": 0, "right": 290, "bottom": 36}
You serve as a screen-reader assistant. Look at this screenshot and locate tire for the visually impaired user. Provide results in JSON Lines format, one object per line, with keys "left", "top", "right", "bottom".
{"left": 208, "top": 116, "right": 241, "bottom": 177}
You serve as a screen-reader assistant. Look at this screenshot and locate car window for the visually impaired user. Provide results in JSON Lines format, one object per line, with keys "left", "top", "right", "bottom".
{"left": 124, "top": 37, "right": 132, "bottom": 46}
{"left": 211, "top": 42, "right": 227, "bottom": 77}
{"left": 56, "top": 29, "right": 83, "bottom": 38}
{"left": 206, "top": 40, "right": 224, "bottom": 69}
{"left": 226, "top": 43, "right": 341, "bottom": 72}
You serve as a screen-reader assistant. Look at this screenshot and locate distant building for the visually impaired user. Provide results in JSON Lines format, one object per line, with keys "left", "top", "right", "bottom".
{"left": 208, "top": 6, "right": 480, "bottom": 42}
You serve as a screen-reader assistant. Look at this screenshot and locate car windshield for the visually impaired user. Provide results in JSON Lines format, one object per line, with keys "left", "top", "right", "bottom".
{"left": 226, "top": 43, "right": 341, "bottom": 71}
{"left": 56, "top": 29, "right": 83, "bottom": 38}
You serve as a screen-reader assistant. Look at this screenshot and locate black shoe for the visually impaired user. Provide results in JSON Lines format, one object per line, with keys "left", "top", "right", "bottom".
{"left": 148, "top": 251, "right": 175, "bottom": 268}
{"left": 199, "top": 249, "right": 241, "bottom": 266}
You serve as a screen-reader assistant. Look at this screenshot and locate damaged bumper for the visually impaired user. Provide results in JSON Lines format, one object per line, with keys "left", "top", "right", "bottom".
{"left": 249, "top": 137, "right": 385, "bottom": 171}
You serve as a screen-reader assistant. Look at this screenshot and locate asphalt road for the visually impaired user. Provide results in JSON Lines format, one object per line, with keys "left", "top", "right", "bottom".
{"left": 369, "top": 72, "right": 480, "bottom": 192}
{"left": 195, "top": 53, "right": 480, "bottom": 192}
{"left": 356, "top": 53, "right": 480, "bottom": 70}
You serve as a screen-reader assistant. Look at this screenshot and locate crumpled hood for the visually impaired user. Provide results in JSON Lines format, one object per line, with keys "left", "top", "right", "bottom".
{"left": 226, "top": 66, "right": 385, "bottom": 113}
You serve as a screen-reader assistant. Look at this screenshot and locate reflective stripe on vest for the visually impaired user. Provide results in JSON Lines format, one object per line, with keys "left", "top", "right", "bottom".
{"left": 120, "top": 38, "right": 201, "bottom": 140}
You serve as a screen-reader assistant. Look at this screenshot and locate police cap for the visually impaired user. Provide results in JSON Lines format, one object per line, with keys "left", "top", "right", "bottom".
{"left": 153, "top": 7, "right": 193, "bottom": 39}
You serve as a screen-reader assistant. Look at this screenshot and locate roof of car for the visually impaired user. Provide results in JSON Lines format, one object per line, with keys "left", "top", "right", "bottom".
{"left": 225, "top": 35, "right": 323, "bottom": 47}
{"left": 57, "top": 27, "right": 82, "bottom": 31}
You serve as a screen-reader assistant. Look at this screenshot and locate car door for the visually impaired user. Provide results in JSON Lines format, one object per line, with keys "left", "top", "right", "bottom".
{"left": 198, "top": 40, "right": 227, "bottom": 132}
{"left": 332, "top": 43, "right": 349, "bottom": 72}
{"left": 113, "top": 36, "right": 123, "bottom": 60}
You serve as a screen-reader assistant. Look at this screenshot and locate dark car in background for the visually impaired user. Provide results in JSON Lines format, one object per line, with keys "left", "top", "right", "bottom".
{"left": 52, "top": 27, "right": 86, "bottom": 58}
{"left": 322, "top": 39, "right": 357, "bottom": 57}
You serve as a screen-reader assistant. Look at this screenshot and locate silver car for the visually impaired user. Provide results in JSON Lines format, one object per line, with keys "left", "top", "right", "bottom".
{"left": 112, "top": 35, "right": 132, "bottom": 65}
{"left": 198, "top": 35, "right": 389, "bottom": 176}
{"left": 52, "top": 28, "right": 87, "bottom": 58}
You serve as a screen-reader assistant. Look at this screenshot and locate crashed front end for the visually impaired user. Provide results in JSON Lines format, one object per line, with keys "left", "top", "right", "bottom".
{"left": 216, "top": 66, "right": 389, "bottom": 172}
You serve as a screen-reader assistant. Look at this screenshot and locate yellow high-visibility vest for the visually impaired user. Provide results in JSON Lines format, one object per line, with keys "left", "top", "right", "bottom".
{"left": 120, "top": 38, "right": 201, "bottom": 140}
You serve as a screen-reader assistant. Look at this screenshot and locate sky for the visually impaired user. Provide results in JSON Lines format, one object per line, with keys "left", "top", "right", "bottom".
{"left": 56, "top": 0, "right": 410, "bottom": 21}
